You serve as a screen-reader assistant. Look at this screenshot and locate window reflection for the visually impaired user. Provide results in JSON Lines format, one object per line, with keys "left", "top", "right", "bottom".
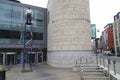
{"left": 0, "top": 3, "right": 12, "bottom": 22}
{"left": 12, "top": 6, "right": 23, "bottom": 23}
{"left": 0, "top": 22, "right": 11, "bottom": 28}
{"left": 0, "top": 2, "right": 45, "bottom": 45}
{"left": 34, "top": 10, "right": 44, "bottom": 27}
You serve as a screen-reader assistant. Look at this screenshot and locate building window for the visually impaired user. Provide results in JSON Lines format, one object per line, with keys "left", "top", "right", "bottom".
{"left": 35, "top": 10, "right": 44, "bottom": 20}
{"left": 115, "top": 33, "right": 117, "bottom": 39}
{"left": 33, "top": 32, "right": 43, "bottom": 40}
{"left": 117, "top": 47, "right": 120, "bottom": 53}
{"left": 36, "top": 19, "right": 43, "bottom": 26}
{"left": 12, "top": 6, "right": 23, "bottom": 23}
{"left": 34, "top": 10, "right": 44, "bottom": 27}
{"left": 0, "top": 30, "right": 20, "bottom": 39}
{"left": 116, "top": 40, "right": 118, "bottom": 46}
{"left": 0, "top": 3, "right": 12, "bottom": 22}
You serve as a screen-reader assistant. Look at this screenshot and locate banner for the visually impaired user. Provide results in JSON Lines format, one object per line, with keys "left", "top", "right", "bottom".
{"left": 91, "top": 24, "right": 96, "bottom": 39}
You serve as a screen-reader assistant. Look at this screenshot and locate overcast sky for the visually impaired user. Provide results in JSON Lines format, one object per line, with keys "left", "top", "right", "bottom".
{"left": 19, "top": 0, "right": 120, "bottom": 37}
{"left": 90, "top": 0, "right": 120, "bottom": 37}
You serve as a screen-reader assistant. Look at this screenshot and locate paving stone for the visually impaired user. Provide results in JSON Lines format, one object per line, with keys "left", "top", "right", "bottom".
{"left": 6, "top": 64, "right": 80, "bottom": 80}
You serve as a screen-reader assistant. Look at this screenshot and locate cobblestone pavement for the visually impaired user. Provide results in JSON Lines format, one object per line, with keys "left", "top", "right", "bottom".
{"left": 6, "top": 63, "right": 80, "bottom": 80}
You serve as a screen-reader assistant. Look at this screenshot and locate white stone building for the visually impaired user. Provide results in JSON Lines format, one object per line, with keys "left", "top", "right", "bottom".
{"left": 113, "top": 12, "right": 120, "bottom": 56}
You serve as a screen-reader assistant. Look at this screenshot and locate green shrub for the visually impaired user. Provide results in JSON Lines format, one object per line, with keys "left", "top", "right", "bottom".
{"left": 0, "top": 67, "right": 5, "bottom": 72}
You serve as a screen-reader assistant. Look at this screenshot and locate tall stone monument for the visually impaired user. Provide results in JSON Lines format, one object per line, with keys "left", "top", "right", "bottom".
{"left": 47, "top": 0, "right": 92, "bottom": 68}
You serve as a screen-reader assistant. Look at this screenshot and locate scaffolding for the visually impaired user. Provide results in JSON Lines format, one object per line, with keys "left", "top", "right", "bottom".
{"left": 23, "top": 22, "right": 33, "bottom": 71}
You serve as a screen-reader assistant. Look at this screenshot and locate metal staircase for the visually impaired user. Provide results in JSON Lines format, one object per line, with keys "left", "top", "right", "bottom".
{"left": 74, "top": 56, "right": 111, "bottom": 80}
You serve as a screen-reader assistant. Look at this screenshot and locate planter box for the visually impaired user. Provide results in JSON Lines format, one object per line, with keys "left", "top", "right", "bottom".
{"left": 0, "top": 71, "right": 6, "bottom": 80}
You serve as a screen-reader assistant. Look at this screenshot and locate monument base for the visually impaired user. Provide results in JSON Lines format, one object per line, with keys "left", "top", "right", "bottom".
{"left": 47, "top": 50, "right": 93, "bottom": 68}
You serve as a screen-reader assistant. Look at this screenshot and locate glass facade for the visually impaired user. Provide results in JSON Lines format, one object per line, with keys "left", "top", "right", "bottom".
{"left": 0, "top": 1, "right": 47, "bottom": 47}
{"left": 0, "top": 1, "right": 47, "bottom": 66}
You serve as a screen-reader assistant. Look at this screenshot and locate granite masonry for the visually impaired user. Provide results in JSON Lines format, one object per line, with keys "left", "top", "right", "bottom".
{"left": 47, "top": 0, "right": 92, "bottom": 68}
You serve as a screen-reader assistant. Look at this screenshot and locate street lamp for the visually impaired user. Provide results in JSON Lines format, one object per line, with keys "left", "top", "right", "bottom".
{"left": 95, "top": 29, "right": 99, "bottom": 65}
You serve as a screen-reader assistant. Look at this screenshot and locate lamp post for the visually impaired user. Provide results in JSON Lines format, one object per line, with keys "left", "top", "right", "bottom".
{"left": 91, "top": 24, "right": 99, "bottom": 64}
{"left": 95, "top": 29, "right": 99, "bottom": 65}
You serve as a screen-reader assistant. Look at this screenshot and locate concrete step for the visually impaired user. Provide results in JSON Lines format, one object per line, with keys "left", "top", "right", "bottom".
{"left": 82, "top": 69, "right": 106, "bottom": 72}
{"left": 82, "top": 74, "right": 107, "bottom": 77}
{"left": 81, "top": 64, "right": 98, "bottom": 67}
{"left": 81, "top": 67, "right": 103, "bottom": 70}
{"left": 82, "top": 76, "right": 110, "bottom": 80}
{"left": 82, "top": 71, "right": 105, "bottom": 74}
{"left": 82, "top": 72, "right": 105, "bottom": 76}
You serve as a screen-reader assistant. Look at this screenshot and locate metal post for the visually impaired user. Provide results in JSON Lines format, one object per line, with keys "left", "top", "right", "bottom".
{"left": 86, "top": 58, "right": 88, "bottom": 65}
{"left": 108, "top": 59, "right": 110, "bottom": 72}
{"left": 108, "top": 59, "right": 110, "bottom": 80}
{"left": 42, "top": 51, "right": 44, "bottom": 63}
{"left": 95, "top": 38, "right": 98, "bottom": 66}
{"left": 113, "top": 60, "right": 116, "bottom": 75}
{"left": 3, "top": 53, "right": 6, "bottom": 66}
{"left": 36, "top": 52, "right": 38, "bottom": 64}
{"left": 79, "top": 57, "right": 82, "bottom": 80}
{"left": 13, "top": 54, "right": 16, "bottom": 65}
{"left": 103, "top": 57, "right": 105, "bottom": 67}
{"left": 100, "top": 57, "right": 101, "bottom": 65}
{"left": 5, "top": 53, "right": 7, "bottom": 66}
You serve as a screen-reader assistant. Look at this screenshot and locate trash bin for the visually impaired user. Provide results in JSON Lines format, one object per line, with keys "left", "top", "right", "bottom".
{"left": 0, "top": 67, "right": 6, "bottom": 80}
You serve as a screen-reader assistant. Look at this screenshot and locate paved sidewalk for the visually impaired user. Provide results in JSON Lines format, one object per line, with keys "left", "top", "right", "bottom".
{"left": 6, "top": 64, "right": 80, "bottom": 80}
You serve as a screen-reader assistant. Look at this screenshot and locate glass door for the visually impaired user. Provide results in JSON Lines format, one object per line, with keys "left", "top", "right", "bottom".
{"left": 6, "top": 52, "right": 16, "bottom": 65}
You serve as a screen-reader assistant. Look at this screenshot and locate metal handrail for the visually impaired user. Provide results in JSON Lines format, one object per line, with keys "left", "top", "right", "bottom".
{"left": 79, "top": 56, "right": 110, "bottom": 80}
{"left": 97, "top": 55, "right": 120, "bottom": 79}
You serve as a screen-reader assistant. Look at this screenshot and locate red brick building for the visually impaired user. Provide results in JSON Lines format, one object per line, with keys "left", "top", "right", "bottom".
{"left": 102, "top": 23, "right": 114, "bottom": 51}
{"left": 107, "top": 27, "right": 114, "bottom": 50}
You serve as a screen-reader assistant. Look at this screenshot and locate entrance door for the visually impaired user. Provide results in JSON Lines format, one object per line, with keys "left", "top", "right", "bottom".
{"left": 37, "top": 52, "right": 43, "bottom": 63}
{"left": 6, "top": 52, "right": 16, "bottom": 65}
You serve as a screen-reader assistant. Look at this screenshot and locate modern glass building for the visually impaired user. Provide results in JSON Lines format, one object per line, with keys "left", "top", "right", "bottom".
{"left": 0, "top": 0, "right": 47, "bottom": 65}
